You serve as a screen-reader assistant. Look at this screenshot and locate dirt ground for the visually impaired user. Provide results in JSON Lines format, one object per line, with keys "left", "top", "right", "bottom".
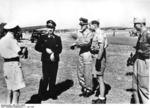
{"left": 0, "top": 32, "right": 136, "bottom": 104}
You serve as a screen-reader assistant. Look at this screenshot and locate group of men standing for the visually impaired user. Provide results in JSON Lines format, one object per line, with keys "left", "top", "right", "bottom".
{"left": 0, "top": 17, "right": 149, "bottom": 104}
{"left": 71, "top": 17, "right": 108, "bottom": 104}
{"left": 34, "top": 18, "right": 108, "bottom": 104}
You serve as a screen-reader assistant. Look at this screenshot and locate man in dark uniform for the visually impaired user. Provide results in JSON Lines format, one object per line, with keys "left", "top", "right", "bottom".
{"left": 35, "top": 20, "right": 62, "bottom": 100}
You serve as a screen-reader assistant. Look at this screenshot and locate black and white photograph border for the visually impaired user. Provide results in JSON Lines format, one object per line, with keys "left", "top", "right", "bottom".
{"left": 0, "top": 0, "right": 150, "bottom": 105}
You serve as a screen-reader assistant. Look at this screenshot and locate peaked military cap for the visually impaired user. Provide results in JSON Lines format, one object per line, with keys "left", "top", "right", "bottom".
{"left": 79, "top": 17, "right": 88, "bottom": 25}
{"left": 134, "top": 18, "right": 146, "bottom": 24}
{"left": 46, "top": 20, "right": 56, "bottom": 28}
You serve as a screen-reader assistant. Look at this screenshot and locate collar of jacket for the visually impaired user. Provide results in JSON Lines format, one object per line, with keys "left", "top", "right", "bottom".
{"left": 48, "top": 34, "right": 55, "bottom": 38}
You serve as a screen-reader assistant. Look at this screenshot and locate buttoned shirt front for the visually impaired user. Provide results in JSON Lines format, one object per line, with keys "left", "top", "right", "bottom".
{"left": 76, "top": 29, "right": 93, "bottom": 46}
{"left": 91, "top": 28, "right": 108, "bottom": 52}
{"left": 76, "top": 29, "right": 94, "bottom": 54}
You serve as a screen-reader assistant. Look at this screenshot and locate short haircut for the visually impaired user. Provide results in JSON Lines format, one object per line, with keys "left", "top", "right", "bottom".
{"left": 91, "top": 20, "right": 100, "bottom": 27}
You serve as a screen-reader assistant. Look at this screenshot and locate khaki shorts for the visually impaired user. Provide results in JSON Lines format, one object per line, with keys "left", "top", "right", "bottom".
{"left": 92, "top": 54, "right": 106, "bottom": 76}
{"left": 4, "top": 62, "right": 26, "bottom": 91}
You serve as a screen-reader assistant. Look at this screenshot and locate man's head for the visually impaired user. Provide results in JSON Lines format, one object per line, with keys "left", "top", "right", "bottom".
{"left": 46, "top": 20, "right": 56, "bottom": 34}
{"left": 79, "top": 17, "right": 88, "bottom": 30}
{"left": 134, "top": 18, "right": 146, "bottom": 31}
{"left": 90, "top": 20, "right": 100, "bottom": 31}
{"left": 4, "top": 22, "right": 21, "bottom": 40}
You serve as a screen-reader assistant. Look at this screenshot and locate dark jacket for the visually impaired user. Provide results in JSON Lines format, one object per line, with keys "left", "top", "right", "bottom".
{"left": 136, "top": 30, "right": 150, "bottom": 58}
{"left": 35, "top": 33, "right": 62, "bottom": 62}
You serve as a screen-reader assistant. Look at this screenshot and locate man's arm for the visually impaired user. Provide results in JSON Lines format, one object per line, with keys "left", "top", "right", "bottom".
{"left": 70, "top": 35, "right": 89, "bottom": 49}
{"left": 95, "top": 42, "right": 105, "bottom": 71}
{"left": 52, "top": 36, "right": 62, "bottom": 54}
{"left": 97, "top": 42, "right": 104, "bottom": 60}
{"left": 76, "top": 32, "right": 93, "bottom": 47}
{"left": 35, "top": 36, "right": 45, "bottom": 52}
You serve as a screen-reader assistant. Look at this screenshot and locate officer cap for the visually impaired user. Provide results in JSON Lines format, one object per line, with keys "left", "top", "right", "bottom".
{"left": 4, "top": 21, "right": 18, "bottom": 30}
{"left": 79, "top": 17, "right": 88, "bottom": 25}
{"left": 46, "top": 20, "right": 56, "bottom": 28}
{"left": 134, "top": 18, "right": 146, "bottom": 24}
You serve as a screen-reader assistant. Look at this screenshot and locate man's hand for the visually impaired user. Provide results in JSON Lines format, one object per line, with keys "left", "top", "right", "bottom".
{"left": 19, "top": 47, "right": 28, "bottom": 59}
{"left": 46, "top": 48, "right": 53, "bottom": 54}
{"left": 126, "top": 52, "right": 137, "bottom": 66}
{"left": 50, "top": 53, "right": 55, "bottom": 62}
{"left": 70, "top": 43, "right": 76, "bottom": 50}
{"left": 137, "top": 49, "right": 143, "bottom": 54}
{"left": 70, "top": 45, "right": 75, "bottom": 50}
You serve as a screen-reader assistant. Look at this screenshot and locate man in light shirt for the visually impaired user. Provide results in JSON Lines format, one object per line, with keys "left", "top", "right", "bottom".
{"left": 70, "top": 18, "right": 94, "bottom": 97}
{"left": 89, "top": 20, "right": 108, "bottom": 104}
{"left": 0, "top": 23, "right": 26, "bottom": 104}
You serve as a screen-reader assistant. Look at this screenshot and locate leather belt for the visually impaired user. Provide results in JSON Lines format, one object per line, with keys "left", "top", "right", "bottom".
{"left": 4, "top": 57, "right": 19, "bottom": 62}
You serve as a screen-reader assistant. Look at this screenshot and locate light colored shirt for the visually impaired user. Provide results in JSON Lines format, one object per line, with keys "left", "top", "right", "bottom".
{"left": 0, "top": 32, "right": 20, "bottom": 58}
{"left": 91, "top": 28, "right": 108, "bottom": 50}
{"left": 76, "top": 29, "right": 93, "bottom": 47}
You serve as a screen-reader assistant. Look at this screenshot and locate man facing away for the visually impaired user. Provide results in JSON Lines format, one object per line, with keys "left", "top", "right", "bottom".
{"left": 0, "top": 22, "right": 27, "bottom": 104}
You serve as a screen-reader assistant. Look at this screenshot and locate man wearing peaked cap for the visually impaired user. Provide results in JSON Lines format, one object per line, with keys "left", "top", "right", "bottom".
{"left": 133, "top": 18, "right": 146, "bottom": 25}
{"left": 131, "top": 18, "right": 150, "bottom": 104}
{"left": 46, "top": 20, "right": 56, "bottom": 28}
{"left": 4, "top": 22, "right": 18, "bottom": 30}
{"left": 35, "top": 20, "right": 62, "bottom": 100}
{"left": 79, "top": 17, "right": 88, "bottom": 26}
{"left": 3, "top": 22, "right": 23, "bottom": 41}
{"left": 70, "top": 17, "right": 94, "bottom": 97}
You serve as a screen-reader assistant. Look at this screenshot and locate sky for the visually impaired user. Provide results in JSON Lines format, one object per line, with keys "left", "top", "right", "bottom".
{"left": 0, "top": 0, "right": 150, "bottom": 29}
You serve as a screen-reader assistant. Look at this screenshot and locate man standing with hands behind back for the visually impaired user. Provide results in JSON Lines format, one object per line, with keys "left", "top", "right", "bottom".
{"left": 35, "top": 20, "right": 62, "bottom": 100}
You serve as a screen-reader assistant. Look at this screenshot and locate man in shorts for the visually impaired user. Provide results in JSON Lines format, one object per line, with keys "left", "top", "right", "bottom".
{"left": 89, "top": 20, "right": 108, "bottom": 104}
{"left": 0, "top": 22, "right": 26, "bottom": 104}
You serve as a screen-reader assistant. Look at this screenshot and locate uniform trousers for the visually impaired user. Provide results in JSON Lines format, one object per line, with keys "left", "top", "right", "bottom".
{"left": 133, "top": 58, "right": 150, "bottom": 103}
{"left": 77, "top": 51, "right": 93, "bottom": 91}
{"left": 38, "top": 61, "right": 58, "bottom": 96}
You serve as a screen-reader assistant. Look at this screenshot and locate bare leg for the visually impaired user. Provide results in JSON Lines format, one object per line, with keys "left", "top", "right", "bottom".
{"left": 6, "top": 90, "right": 12, "bottom": 104}
{"left": 12, "top": 90, "right": 20, "bottom": 105}
{"left": 92, "top": 75, "right": 106, "bottom": 104}
{"left": 97, "top": 75, "right": 105, "bottom": 99}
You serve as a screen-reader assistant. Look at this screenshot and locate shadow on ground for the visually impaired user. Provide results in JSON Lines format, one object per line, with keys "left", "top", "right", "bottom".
{"left": 26, "top": 79, "right": 74, "bottom": 104}
{"left": 125, "top": 88, "right": 136, "bottom": 92}
{"left": 125, "top": 72, "right": 134, "bottom": 76}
